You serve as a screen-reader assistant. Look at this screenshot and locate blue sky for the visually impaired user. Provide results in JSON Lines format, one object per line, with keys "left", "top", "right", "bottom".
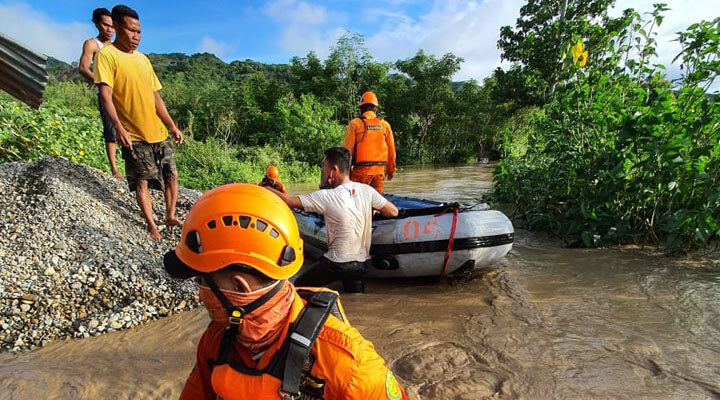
{"left": 1, "top": 0, "right": 718, "bottom": 82}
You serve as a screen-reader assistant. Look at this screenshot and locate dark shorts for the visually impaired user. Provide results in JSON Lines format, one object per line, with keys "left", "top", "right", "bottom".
{"left": 97, "top": 94, "right": 116, "bottom": 143}
{"left": 292, "top": 256, "right": 368, "bottom": 293}
{"left": 121, "top": 138, "right": 177, "bottom": 192}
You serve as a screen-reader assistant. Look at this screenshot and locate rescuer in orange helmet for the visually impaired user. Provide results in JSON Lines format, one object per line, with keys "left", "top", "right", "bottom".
{"left": 343, "top": 91, "right": 396, "bottom": 193}
{"left": 259, "top": 165, "right": 288, "bottom": 194}
{"left": 163, "top": 183, "right": 410, "bottom": 400}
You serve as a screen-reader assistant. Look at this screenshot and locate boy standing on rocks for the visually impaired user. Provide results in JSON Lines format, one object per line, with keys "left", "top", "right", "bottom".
{"left": 78, "top": 8, "right": 120, "bottom": 178}
{"left": 94, "top": 5, "right": 184, "bottom": 240}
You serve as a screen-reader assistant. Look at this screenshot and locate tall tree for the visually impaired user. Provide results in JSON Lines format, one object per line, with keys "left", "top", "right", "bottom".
{"left": 444, "top": 79, "right": 507, "bottom": 161}
{"left": 290, "top": 33, "right": 389, "bottom": 122}
{"left": 396, "top": 50, "right": 462, "bottom": 160}
{"left": 326, "top": 32, "right": 388, "bottom": 121}
{"left": 496, "top": 0, "right": 628, "bottom": 106}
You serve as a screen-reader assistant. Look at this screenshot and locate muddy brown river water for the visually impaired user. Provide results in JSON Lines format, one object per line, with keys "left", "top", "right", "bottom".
{"left": 1, "top": 164, "right": 719, "bottom": 399}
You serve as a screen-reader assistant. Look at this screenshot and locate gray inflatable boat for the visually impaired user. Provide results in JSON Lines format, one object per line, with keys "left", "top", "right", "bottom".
{"left": 294, "top": 194, "right": 514, "bottom": 278}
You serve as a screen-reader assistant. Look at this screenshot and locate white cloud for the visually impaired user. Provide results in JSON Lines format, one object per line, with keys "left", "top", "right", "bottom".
{"left": 264, "top": 0, "right": 328, "bottom": 24}
{"left": 364, "top": 0, "right": 718, "bottom": 83}
{"left": 0, "top": 2, "right": 93, "bottom": 63}
{"left": 198, "top": 36, "right": 231, "bottom": 58}
{"left": 613, "top": 0, "right": 720, "bottom": 85}
{"left": 366, "top": 0, "right": 525, "bottom": 81}
{"left": 262, "top": 0, "right": 347, "bottom": 57}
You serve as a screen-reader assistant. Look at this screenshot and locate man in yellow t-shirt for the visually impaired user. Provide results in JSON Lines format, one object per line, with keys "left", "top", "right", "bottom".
{"left": 95, "top": 5, "right": 184, "bottom": 241}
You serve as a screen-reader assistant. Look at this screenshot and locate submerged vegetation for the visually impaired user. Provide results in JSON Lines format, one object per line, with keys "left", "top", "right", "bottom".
{"left": 0, "top": 1, "right": 718, "bottom": 250}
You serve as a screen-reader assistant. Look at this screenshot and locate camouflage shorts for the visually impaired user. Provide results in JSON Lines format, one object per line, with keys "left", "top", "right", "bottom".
{"left": 121, "top": 138, "right": 177, "bottom": 192}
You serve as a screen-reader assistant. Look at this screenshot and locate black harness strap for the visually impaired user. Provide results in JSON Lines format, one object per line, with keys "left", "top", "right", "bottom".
{"left": 280, "top": 291, "right": 338, "bottom": 398}
{"left": 216, "top": 324, "right": 239, "bottom": 365}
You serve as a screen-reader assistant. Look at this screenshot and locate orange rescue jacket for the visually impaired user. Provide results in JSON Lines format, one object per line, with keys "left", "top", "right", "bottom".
{"left": 344, "top": 111, "right": 396, "bottom": 175}
{"left": 179, "top": 287, "right": 410, "bottom": 400}
{"left": 259, "top": 178, "right": 288, "bottom": 195}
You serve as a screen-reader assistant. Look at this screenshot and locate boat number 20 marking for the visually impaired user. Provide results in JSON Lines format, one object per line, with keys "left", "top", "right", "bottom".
{"left": 403, "top": 218, "right": 439, "bottom": 241}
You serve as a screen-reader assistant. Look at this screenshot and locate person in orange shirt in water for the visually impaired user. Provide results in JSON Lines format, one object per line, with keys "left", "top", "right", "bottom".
{"left": 164, "top": 184, "right": 410, "bottom": 400}
{"left": 343, "top": 91, "right": 396, "bottom": 193}
{"left": 259, "top": 165, "right": 288, "bottom": 194}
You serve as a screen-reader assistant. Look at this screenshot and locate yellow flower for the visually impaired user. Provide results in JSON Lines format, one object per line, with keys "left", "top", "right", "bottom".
{"left": 571, "top": 42, "right": 584, "bottom": 64}
{"left": 79, "top": 151, "right": 85, "bottom": 156}
{"left": 579, "top": 50, "right": 588, "bottom": 67}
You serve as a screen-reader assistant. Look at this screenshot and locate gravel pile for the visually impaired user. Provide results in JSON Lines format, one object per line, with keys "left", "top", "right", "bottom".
{"left": 0, "top": 157, "right": 202, "bottom": 352}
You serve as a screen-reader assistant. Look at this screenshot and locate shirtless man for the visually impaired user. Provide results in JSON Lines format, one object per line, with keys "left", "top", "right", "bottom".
{"left": 79, "top": 8, "right": 121, "bottom": 178}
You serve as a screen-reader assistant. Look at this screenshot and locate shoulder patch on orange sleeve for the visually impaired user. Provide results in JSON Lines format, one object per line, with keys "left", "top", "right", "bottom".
{"left": 316, "top": 318, "right": 363, "bottom": 359}
{"left": 386, "top": 370, "right": 402, "bottom": 400}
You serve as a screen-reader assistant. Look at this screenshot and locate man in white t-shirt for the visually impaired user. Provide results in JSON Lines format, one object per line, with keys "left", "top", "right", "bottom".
{"left": 268, "top": 146, "right": 398, "bottom": 293}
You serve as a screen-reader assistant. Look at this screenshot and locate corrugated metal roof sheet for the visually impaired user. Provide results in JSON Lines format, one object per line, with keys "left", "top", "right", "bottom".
{"left": 0, "top": 32, "right": 48, "bottom": 109}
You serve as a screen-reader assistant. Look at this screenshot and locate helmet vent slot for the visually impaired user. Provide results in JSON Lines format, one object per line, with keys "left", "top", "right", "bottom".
{"left": 269, "top": 228, "right": 279, "bottom": 238}
{"left": 222, "top": 215, "right": 233, "bottom": 226}
{"left": 256, "top": 220, "right": 268, "bottom": 232}
{"left": 239, "top": 216, "right": 251, "bottom": 228}
{"left": 207, "top": 220, "right": 216, "bottom": 229}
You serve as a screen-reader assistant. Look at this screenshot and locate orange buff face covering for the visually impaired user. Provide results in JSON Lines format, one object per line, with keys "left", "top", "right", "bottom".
{"left": 198, "top": 280, "right": 294, "bottom": 355}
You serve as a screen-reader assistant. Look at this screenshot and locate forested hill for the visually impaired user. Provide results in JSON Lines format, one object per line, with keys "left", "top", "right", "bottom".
{"left": 46, "top": 53, "right": 293, "bottom": 85}
{"left": 149, "top": 53, "right": 293, "bottom": 84}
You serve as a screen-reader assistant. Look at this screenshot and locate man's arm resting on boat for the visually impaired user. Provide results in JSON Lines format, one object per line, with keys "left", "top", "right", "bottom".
{"left": 265, "top": 187, "right": 304, "bottom": 210}
{"left": 376, "top": 200, "right": 398, "bottom": 218}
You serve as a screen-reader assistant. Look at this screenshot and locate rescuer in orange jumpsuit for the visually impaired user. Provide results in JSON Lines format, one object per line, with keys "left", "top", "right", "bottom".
{"left": 163, "top": 184, "right": 410, "bottom": 400}
{"left": 258, "top": 165, "right": 288, "bottom": 194}
{"left": 343, "top": 91, "right": 396, "bottom": 193}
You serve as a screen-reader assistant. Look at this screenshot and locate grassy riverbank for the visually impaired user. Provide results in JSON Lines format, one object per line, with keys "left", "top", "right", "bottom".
{"left": 0, "top": 96, "right": 319, "bottom": 190}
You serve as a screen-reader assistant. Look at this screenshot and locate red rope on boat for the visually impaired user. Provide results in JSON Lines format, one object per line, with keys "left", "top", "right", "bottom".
{"left": 436, "top": 206, "right": 459, "bottom": 278}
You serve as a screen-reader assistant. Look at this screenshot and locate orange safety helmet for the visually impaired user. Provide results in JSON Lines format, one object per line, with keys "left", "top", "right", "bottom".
{"left": 164, "top": 183, "right": 303, "bottom": 280}
{"left": 358, "top": 91, "right": 379, "bottom": 107}
{"left": 266, "top": 165, "right": 280, "bottom": 181}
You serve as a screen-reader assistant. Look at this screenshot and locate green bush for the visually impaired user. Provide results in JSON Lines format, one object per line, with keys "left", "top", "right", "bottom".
{"left": 44, "top": 82, "right": 98, "bottom": 111}
{"left": 493, "top": 9, "right": 720, "bottom": 250}
{"left": 0, "top": 99, "right": 320, "bottom": 191}
{"left": 175, "top": 135, "right": 318, "bottom": 191}
{"left": 0, "top": 100, "right": 114, "bottom": 172}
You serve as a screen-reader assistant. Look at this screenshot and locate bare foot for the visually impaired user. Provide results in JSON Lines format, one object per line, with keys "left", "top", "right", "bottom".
{"left": 112, "top": 171, "right": 124, "bottom": 179}
{"left": 148, "top": 226, "right": 162, "bottom": 241}
{"left": 166, "top": 217, "right": 184, "bottom": 228}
